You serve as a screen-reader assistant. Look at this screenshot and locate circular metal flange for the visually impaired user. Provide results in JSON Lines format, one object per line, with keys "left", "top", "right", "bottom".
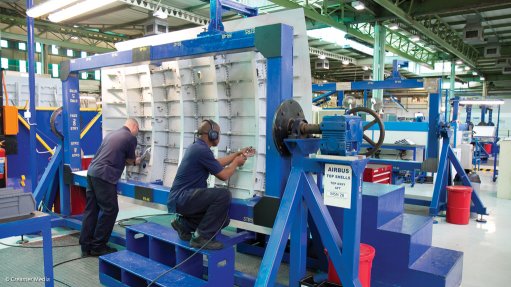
{"left": 50, "top": 106, "right": 64, "bottom": 140}
{"left": 272, "top": 99, "right": 305, "bottom": 156}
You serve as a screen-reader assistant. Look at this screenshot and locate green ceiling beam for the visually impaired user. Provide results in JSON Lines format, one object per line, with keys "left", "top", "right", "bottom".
{"left": 408, "top": 0, "right": 511, "bottom": 17}
{"left": 0, "top": 31, "right": 115, "bottom": 53}
{"left": 373, "top": 0, "right": 478, "bottom": 67}
{"left": 268, "top": 0, "right": 437, "bottom": 67}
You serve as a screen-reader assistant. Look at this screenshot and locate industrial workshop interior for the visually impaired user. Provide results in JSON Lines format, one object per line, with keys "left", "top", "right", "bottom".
{"left": 1, "top": 0, "right": 511, "bottom": 286}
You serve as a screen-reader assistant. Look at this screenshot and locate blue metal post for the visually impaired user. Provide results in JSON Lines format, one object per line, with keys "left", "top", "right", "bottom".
{"left": 264, "top": 25, "right": 294, "bottom": 197}
{"left": 466, "top": 105, "right": 472, "bottom": 124}
{"left": 27, "top": 0, "right": 38, "bottom": 192}
{"left": 208, "top": 0, "right": 224, "bottom": 33}
{"left": 337, "top": 91, "right": 344, "bottom": 107}
{"left": 290, "top": 182, "right": 307, "bottom": 286}
{"left": 61, "top": 73, "right": 81, "bottom": 215}
{"left": 480, "top": 106, "right": 487, "bottom": 124}
{"left": 427, "top": 80, "right": 442, "bottom": 160}
{"left": 452, "top": 97, "right": 460, "bottom": 148}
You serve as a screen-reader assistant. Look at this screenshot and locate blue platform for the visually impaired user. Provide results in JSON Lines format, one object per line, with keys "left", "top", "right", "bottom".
{"left": 360, "top": 183, "right": 463, "bottom": 287}
{"left": 99, "top": 222, "right": 240, "bottom": 287}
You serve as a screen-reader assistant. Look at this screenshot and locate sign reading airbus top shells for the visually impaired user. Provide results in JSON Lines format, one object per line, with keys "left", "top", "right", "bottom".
{"left": 323, "top": 164, "right": 352, "bottom": 209}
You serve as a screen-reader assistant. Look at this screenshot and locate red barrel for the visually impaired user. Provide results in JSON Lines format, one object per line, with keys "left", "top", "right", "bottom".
{"left": 484, "top": 143, "right": 492, "bottom": 154}
{"left": 327, "top": 243, "right": 376, "bottom": 287}
{"left": 446, "top": 186, "right": 473, "bottom": 225}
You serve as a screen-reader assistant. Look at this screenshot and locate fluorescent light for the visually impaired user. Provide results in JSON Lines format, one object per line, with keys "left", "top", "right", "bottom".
{"left": 410, "top": 35, "right": 420, "bottom": 42}
{"left": 480, "top": 76, "right": 485, "bottom": 81}
{"left": 472, "top": 71, "right": 478, "bottom": 76}
{"left": 459, "top": 100, "right": 504, "bottom": 105}
{"left": 362, "top": 66, "right": 369, "bottom": 71}
{"left": 153, "top": 8, "right": 168, "bottom": 19}
{"left": 322, "top": 80, "right": 328, "bottom": 83}
{"left": 26, "top": 0, "right": 79, "bottom": 18}
{"left": 455, "top": 60, "right": 463, "bottom": 65}
{"left": 48, "top": 0, "right": 118, "bottom": 23}
{"left": 351, "top": 1, "right": 365, "bottom": 10}
{"left": 318, "top": 54, "right": 326, "bottom": 60}
{"left": 464, "top": 66, "right": 471, "bottom": 71}
{"left": 388, "top": 23, "right": 399, "bottom": 30}
{"left": 71, "top": 36, "right": 79, "bottom": 40}
{"left": 342, "top": 60, "right": 350, "bottom": 65}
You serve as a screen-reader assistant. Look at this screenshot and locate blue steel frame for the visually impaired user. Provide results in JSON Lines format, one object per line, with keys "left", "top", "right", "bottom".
{"left": 312, "top": 77, "right": 486, "bottom": 217}
{"left": 312, "top": 77, "right": 441, "bottom": 160}
{"left": 255, "top": 138, "right": 368, "bottom": 287}
{"left": 33, "top": 22, "right": 295, "bottom": 286}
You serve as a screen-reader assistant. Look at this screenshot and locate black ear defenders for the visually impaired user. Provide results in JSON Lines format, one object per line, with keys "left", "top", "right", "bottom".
{"left": 202, "top": 119, "right": 219, "bottom": 141}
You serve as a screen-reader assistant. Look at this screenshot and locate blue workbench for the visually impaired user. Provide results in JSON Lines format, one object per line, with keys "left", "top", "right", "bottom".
{"left": 0, "top": 212, "right": 54, "bottom": 287}
{"left": 363, "top": 143, "right": 426, "bottom": 186}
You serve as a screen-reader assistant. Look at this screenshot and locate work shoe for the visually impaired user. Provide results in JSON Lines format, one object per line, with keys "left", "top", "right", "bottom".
{"left": 171, "top": 219, "right": 192, "bottom": 241}
{"left": 81, "top": 250, "right": 91, "bottom": 257}
{"left": 90, "top": 246, "right": 117, "bottom": 256}
{"left": 190, "top": 235, "right": 224, "bottom": 250}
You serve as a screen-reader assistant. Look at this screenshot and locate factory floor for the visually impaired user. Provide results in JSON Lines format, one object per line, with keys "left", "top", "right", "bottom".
{"left": 0, "top": 171, "right": 509, "bottom": 287}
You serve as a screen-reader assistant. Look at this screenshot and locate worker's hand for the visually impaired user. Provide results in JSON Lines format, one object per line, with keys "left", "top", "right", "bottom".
{"left": 240, "top": 147, "right": 256, "bottom": 158}
{"left": 234, "top": 154, "right": 247, "bottom": 167}
{"left": 135, "top": 157, "right": 142, "bottom": 165}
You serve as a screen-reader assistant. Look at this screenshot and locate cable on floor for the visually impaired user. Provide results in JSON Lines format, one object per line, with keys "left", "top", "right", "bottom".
{"left": 146, "top": 214, "right": 228, "bottom": 287}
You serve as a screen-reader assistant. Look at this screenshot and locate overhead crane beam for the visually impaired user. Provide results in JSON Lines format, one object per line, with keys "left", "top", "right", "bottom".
{"left": 373, "top": 0, "right": 479, "bottom": 68}
{"left": 269, "top": 0, "right": 437, "bottom": 68}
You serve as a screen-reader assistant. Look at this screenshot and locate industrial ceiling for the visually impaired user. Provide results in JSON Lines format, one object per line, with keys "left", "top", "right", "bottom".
{"left": 1, "top": 0, "right": 510, "bottom": 93}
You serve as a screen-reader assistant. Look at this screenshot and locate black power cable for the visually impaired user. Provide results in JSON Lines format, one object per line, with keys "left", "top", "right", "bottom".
{"left": 146, "top": 214, "right": 229, "bottom": 287}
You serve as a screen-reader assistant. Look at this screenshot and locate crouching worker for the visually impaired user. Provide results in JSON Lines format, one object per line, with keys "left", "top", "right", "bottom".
{"left": 167, "top": 119, "right": 255, "bottom": 250}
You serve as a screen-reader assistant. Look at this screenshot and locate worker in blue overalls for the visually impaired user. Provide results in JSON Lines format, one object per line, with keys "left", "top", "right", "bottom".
{"left": 80, "top": 118, "right": 141, "bottom": 257}
{"left": 167, "top": 119, "right": 255, "bottom": 250}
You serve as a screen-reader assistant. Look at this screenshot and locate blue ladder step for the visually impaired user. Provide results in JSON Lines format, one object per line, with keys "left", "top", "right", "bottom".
{"left": 362, "top": 183, "right": 405, "bottom": 228}
{"left": 379, "top": 213, "right": 432, "bottom": 235}
{"left": 99, "top": 250, "right": 207, "bottom": 287}
{"left": 127, "top": 222, "right": 234, "bottom": 254}
{"left": 125, "top": 222, "right": 236, "bottom": 287}
{"left": 378, "top": 213, "right": 433, "bottom": 266}
{"left": 410, "top": 247, "right": 463, "bottom": 287}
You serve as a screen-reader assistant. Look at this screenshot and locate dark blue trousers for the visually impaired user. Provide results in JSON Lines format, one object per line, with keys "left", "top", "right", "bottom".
{"left": 174, "top": 188, "right": 231, "bottom": 239}
{"left": 79, "top": 176, "right": 119, "bottom": 252}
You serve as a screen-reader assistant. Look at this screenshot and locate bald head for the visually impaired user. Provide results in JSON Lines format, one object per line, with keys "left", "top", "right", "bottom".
{"left": 198, "top": 119, "right": 220, "bottom": 146}
{"left": 125, "top": 118, "right": 139, "bottom": 136}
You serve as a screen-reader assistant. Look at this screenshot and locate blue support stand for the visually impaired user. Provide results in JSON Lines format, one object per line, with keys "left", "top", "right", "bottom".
{"left": 430, "top": 134, "right": 487, "bottom": 217}
{"left": 255, "top": 138, "right": 368, "bottom": 287}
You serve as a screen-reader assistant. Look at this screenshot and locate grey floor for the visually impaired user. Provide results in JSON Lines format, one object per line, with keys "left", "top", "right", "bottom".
{"left": 0, "top": 170, "right": 509, "bottom": 287}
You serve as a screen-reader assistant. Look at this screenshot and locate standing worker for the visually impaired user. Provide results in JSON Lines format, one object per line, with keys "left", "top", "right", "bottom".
{"left": 80, "top": 118, "right": 141, "bottom": 256}
{"left": 167, "top": 119, "right": 255, "bottom": 250}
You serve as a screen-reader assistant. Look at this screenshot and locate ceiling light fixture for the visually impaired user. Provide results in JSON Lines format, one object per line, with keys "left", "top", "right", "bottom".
{"left": 26, "top": 0, "right": 79, "bottom": 18}
{"left": 71, "top": 36, "right": 78, "bottom": 40}
{"left": 472, "top": 71, "right": 478, "bottom": 76}
{"left": 362, "top": 66, "right": 369, "bottom": 71}
{"left": 318, "top": 54, "right": 326, "bottom": 60}
{"left": 351, "top": 1, "right": 365, "bottom": 10}
{"left": 388, "top": 23, "right": 399, "bottom": 30}
{"left": 455, "top": 60, "right": 463, "bottom": 65}
{"left": 48, "top": 0, "right": 117, "bottom": 23}
{"left": 342, "top": 60, "right": 350, "bottom": 65}
{"left": 480, "top": 76, "right": 485, "bottom": 81}
{"left": 153, "top": 8, "right": 167, "bottom": 19}
{"left": 464, "top": 66, "right": 471, "bottom": 71}
{"left": 410, "top": 35, "right": 420, "bottom": 42}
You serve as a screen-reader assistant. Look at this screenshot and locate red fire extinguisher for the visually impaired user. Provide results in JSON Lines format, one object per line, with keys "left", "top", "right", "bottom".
{"left": 0, "top": 147, "right": 5, "bottom": 180}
